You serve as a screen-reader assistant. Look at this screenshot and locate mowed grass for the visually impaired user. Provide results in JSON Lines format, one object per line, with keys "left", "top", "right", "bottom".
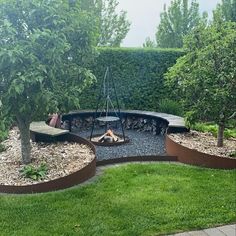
{"left": 0, "top": 163, "right": 235, "bottom": 236}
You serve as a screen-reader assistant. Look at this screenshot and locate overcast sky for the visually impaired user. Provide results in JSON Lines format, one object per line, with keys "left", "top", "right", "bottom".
{"left": 117, "top": 0, "right": 221, "bottom": 47}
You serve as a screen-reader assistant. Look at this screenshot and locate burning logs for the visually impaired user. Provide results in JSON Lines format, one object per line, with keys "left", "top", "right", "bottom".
{"left": 98, "top": 129, "right": 119, "bottom": 143}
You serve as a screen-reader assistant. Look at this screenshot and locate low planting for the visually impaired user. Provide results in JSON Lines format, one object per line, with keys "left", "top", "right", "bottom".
{"left": 0, "top": 129, "right": 8, "bottom": 142}
{"left": 229, "top": 151, "right": 236, "bottom": 158}
{"left": 0, "top": 110, "right": 12, "bottom": 142}
{"left": 192, "top": 122, "right": 236, "bottom": 139}
{"left": 0, "top": 143, "right": 6, "bottom": 153}
{"left": 20, "top": 163, "right": 48, "bottom": 181}
{"left": 0, "top": 163, "right": 235, "bottom": 236}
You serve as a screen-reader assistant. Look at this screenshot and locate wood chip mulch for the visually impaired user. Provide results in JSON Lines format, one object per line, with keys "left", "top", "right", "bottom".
{"left": 0, "top": 127, "right": 95, "bottom": 186}
{"left": 169, "top": 131, "right": 236, "bottom": 158}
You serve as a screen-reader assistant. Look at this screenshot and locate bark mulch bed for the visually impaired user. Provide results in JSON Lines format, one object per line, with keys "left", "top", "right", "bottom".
{"left": 169, "top": 131, "right": 236, "bottom": 158}
{"left": 0, "top": 127, "right": 95, "bottom": 186}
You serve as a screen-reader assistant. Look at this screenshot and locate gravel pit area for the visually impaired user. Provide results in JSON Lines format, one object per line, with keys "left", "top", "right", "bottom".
{"left": 77, "top": 129, "right": 166, "bottom": 161}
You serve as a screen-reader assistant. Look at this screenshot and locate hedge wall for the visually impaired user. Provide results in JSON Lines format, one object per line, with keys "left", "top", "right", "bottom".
{"left": 79, "top": 48, "right": 184, "bottom": 111}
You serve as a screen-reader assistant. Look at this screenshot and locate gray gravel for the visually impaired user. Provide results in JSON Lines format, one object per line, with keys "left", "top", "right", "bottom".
{"left": 74, "top": 129, "right": 166, "bottom": 161}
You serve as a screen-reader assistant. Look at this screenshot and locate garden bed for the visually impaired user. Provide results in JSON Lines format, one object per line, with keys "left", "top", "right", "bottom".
{"left": 0, "top": 127, "right": 95, "bottom": 186}
{"left": 169, "top": 131, "right": 236, "bottom": 158}
{"left": 166, "top": 131, "right": 236, "bottom": 169}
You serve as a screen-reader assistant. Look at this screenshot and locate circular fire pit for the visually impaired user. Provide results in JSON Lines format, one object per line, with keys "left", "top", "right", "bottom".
{"left": 90, "top": 133, "right": 130, "bottom": 146}
{"left": 62, "top": 110, "right": 189, "bottom": 164}
{"left": 62, "top": 111, "right": 173, "bottom": 161}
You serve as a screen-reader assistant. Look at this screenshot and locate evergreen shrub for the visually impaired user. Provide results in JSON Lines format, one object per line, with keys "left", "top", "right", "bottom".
{"left": 80, "top": 47, "right": 184, "bottom": 111}
{"left": 158, "top": 99, "right": 183, "bottom": 116}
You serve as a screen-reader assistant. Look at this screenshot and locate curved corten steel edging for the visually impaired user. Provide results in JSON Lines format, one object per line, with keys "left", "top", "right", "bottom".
{"left": 166, "top": 135, "right": 236, "bottom": 169}
{"left": 96, "top": 155, "right": 177, "bottom": 166}
{"left": 0, "top": 134, "right": 96, "bottom": 194}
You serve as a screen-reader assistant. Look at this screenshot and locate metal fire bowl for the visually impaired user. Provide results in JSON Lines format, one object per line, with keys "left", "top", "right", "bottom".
{"left": 90, "top": 134, "right": 130, "bottom": 147}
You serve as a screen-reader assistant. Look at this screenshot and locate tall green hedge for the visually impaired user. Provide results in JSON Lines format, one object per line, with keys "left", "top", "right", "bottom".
{"left": 80, "top": 48, "right": 184, "bottom": 111}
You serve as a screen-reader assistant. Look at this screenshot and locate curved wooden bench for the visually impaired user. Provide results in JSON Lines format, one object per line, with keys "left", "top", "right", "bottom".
{"left": 62, "top": 109, "right": 188, "bottom": 133}
{"left": 30, "top": 121, "right": 69, "bottom": 142}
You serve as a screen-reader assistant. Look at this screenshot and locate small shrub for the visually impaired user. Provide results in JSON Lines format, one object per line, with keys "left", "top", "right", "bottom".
{"left": 195, "top": 123, "right": 217, "bottom": 136}
{"left": 20, "top": 163, "right": 48, "bottom": 181}
{"left": 0, "top": 110, "right": 12, "bottom": 142}
{"left": 158, "top": 99, "right": 183, "bottom": 116}
{"left": 0, "top": 130, "right": 8, "bottom": 142}
{"left": 191, "top": 123, "right": 236, "bottom": 139}
{"left": 224, "top": 128, "right": 236, "bottom": 139}
{"left": 191, "top": 123, "right": 217, "bottom": 136}
{"left": 229, "top": 151, "right": 236, "bottom": 158}
{"left": 0, "top": 143, "right": 6, "bottom": 153}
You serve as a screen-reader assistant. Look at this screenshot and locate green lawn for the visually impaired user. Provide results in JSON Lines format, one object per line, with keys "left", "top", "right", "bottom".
{"left": 1, "top": 163, "right": 236, "bottom": 236}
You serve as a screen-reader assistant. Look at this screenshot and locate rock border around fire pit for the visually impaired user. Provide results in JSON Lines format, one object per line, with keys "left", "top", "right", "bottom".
{"left": 0, "top": 133, "right": 96, "bottom": 194}
{"left": 166, "top": 135, "right": 236, "bottom": 169}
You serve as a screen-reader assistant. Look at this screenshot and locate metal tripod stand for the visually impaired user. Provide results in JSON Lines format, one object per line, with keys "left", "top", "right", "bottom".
{"left": 90, "top": 67, "right": 126, "bottom": 141}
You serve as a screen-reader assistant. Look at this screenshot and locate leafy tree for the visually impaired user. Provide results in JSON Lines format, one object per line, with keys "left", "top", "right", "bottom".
{"left": 213, "top": 0, "right": 236, "bottom": 23}
{"left": 143, "top": 37, "right": 156, "bottom": 48}
{"left": 77, "top": 0, "right": 131, "bottom": 46}
{"left": 155, "top": 0, "right": 203, "bottom": 48}
{"left": 0, "top": 0, "right": 96, "bottom": 164}
{"left": 165, "top": 22, "right": 236, "bottom": 147}
{"left": 0, "top": 105, "right": 12, "bottom": 142}
{"left": 95, "top": 0, "right": 131, "bottom": 47}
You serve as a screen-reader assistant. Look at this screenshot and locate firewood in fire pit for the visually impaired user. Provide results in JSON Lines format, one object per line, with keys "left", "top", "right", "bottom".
{"left": 103, "top": 136, "right": 114, "bottom": 143}
{"left": 98, "top": 129, "right": 119, "bottom": 142}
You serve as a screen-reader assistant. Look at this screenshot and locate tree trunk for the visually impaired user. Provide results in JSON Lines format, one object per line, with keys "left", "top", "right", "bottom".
{"left": 217, "top": 123, "right": 224, "bottom": 147}
{"left": 17, "top": 117, "right": 31, "bottom": 164}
